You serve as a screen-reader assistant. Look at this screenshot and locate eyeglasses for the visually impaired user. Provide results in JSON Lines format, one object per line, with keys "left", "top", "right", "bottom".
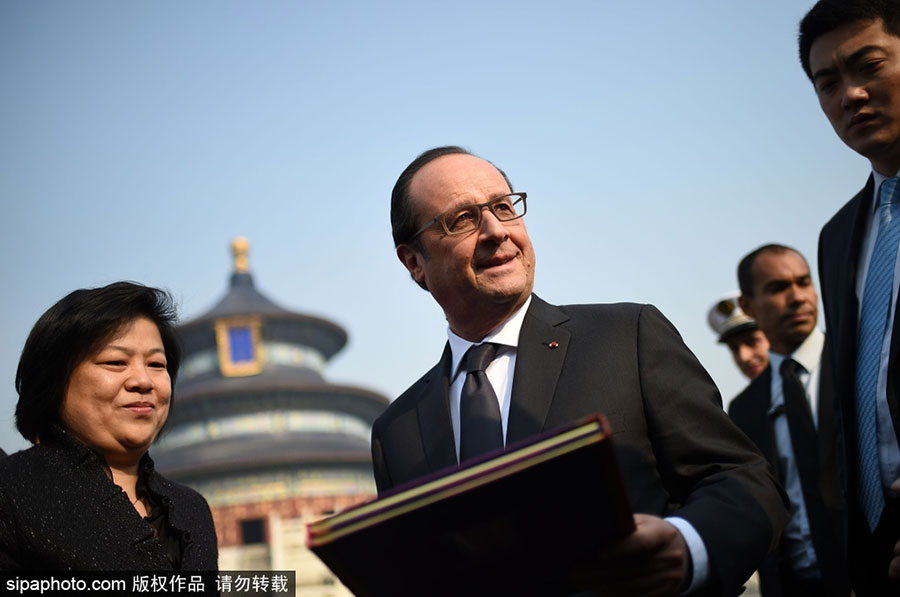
{"left": 409, "top": 192, "right": 527, "bottom": 241}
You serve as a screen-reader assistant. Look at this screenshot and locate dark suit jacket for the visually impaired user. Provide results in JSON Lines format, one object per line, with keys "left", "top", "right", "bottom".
{"left": 372, "top": 296, "right": 789, "bottom": 597}
{"left": 819, "top": 176, "right": 900, "bottom": 482}
{"left": 728, "top": 355, "right": 846, "bottom": 597}
{"left": 819, "top": 176, "right": 900, "bottom": 594}
{"left": 0, "top": 426, "right": 218, "bottom": 570}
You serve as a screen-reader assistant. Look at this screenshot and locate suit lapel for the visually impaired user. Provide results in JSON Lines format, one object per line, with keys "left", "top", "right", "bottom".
{"left": 506, "top": 296, "right": 571, "bottom": 444}
{"left": 817, "top": 345, "right": 843, "bottom": 508}
{"left": 416, "top": 344, "right": 458, "bottom": 471}
{"left": 744, "top": 369, "right": 778, "bottom": 475}
{"left": 823, "top": 176, "right": 875, "bottom": 352}
{"left": 837, "top": 186, "right": 867, "bottom": 375}
{"left": 843, "top": 178, "right": 874, "bottom": 306}
{"left": 828, "top": 179, "right": 873, "bottom": 467}
{"left": 833, "top": 176, "right": 875, "bottom": 346}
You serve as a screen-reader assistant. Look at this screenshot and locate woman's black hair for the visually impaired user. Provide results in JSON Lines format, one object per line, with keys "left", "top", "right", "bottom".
{"left": 15, "top": 281, "right": 181, "bottom": 443}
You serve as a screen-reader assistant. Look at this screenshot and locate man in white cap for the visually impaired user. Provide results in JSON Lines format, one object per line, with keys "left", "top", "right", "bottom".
{"left": 707, "top": 291, "right": 770, "bottom": 380}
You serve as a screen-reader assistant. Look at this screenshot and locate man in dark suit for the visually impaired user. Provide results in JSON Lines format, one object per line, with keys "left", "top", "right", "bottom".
{"left": 728, "top": 245, "right": 846, "bottom": 596}
{"left": 799, "top": 1, "right": 900, "bottom": 593}
{"left": 373, "top": 146, "right": 788, "bottom": 596}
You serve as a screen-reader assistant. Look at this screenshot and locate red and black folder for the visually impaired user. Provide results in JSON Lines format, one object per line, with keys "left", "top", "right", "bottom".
{"left": 307, "top": 414, "right": 634, "bottom": 596}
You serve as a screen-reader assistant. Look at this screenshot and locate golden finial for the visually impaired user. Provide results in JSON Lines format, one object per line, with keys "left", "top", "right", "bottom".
{"left": 231, "top": 237, "right": 250, "bottom": 273}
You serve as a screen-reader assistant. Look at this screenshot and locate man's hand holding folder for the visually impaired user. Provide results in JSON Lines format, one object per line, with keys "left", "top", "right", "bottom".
{"left": 572, "top": 513, "right": 691, "bottom": 597}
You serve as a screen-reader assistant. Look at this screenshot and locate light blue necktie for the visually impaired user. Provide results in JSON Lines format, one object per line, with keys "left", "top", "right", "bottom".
{"left": 854, "top": 176, "right": 900, "bottom": 531}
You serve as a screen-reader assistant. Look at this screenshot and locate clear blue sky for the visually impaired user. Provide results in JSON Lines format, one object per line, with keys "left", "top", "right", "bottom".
{"left": 0, "top": 1, "right": 875, "bottom": 452}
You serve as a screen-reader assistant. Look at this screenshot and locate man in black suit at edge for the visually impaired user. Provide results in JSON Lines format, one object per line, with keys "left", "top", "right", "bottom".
{"left": 799, "top": 1, "right": 900, "bottom": 594}
{"left": 372, "top": 145, "right": 788, "bottom": 596}
{"left": 729, "top": 245, "right": 846, "bottom": 596}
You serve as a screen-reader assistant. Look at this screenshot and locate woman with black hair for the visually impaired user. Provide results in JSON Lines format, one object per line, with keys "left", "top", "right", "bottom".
{"left": 0, "top": 282, "right": 217, "bottom": 570}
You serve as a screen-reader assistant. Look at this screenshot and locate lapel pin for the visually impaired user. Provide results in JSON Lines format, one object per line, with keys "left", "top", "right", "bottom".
{"left": 548, "top": 341, "right": 559, "bottom": 349}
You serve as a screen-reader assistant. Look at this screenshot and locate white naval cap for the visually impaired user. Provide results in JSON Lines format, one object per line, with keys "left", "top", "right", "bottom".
{"left": 707, "top": 291, "right": 758, "bottom": 343}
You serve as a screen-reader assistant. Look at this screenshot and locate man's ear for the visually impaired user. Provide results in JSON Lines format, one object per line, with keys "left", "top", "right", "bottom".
{"left": 397, "top": 244, "right": 426, "bottom": 286}
{"left": 738, "top": 295, "right": 755, "bottom": 318}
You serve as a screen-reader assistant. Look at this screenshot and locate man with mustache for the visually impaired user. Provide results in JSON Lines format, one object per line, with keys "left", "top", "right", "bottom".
{"left": 729, "top": 245, "right": 846, "bottom": 596}
{"left": 373, "top": 145, "right": 788, "bottom": 596}
{"left": 799, "top": 1, "right": 900, "bottom": 593}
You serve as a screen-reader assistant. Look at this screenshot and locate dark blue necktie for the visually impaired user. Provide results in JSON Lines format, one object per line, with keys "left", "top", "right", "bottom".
{"left": 854, "top": 176, "right": 900, "bottom": 531}
{"left": 459, "top": 343, "right": 503, "bottom": 463}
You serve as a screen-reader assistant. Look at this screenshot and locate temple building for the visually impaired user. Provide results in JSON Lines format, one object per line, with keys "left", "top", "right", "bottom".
{"left": 153, "top": 238, "right": 389, "bottom": 595}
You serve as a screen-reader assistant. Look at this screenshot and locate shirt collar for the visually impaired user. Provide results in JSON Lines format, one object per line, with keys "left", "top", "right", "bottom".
{"left": 767, "top": 326, "right": 824, "bottom": 375}
{"left": 447, "top": 295, "right": 532, "bottom": 380}
{"left": 871, "top": 167, "right": 900, "bottom": 214}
